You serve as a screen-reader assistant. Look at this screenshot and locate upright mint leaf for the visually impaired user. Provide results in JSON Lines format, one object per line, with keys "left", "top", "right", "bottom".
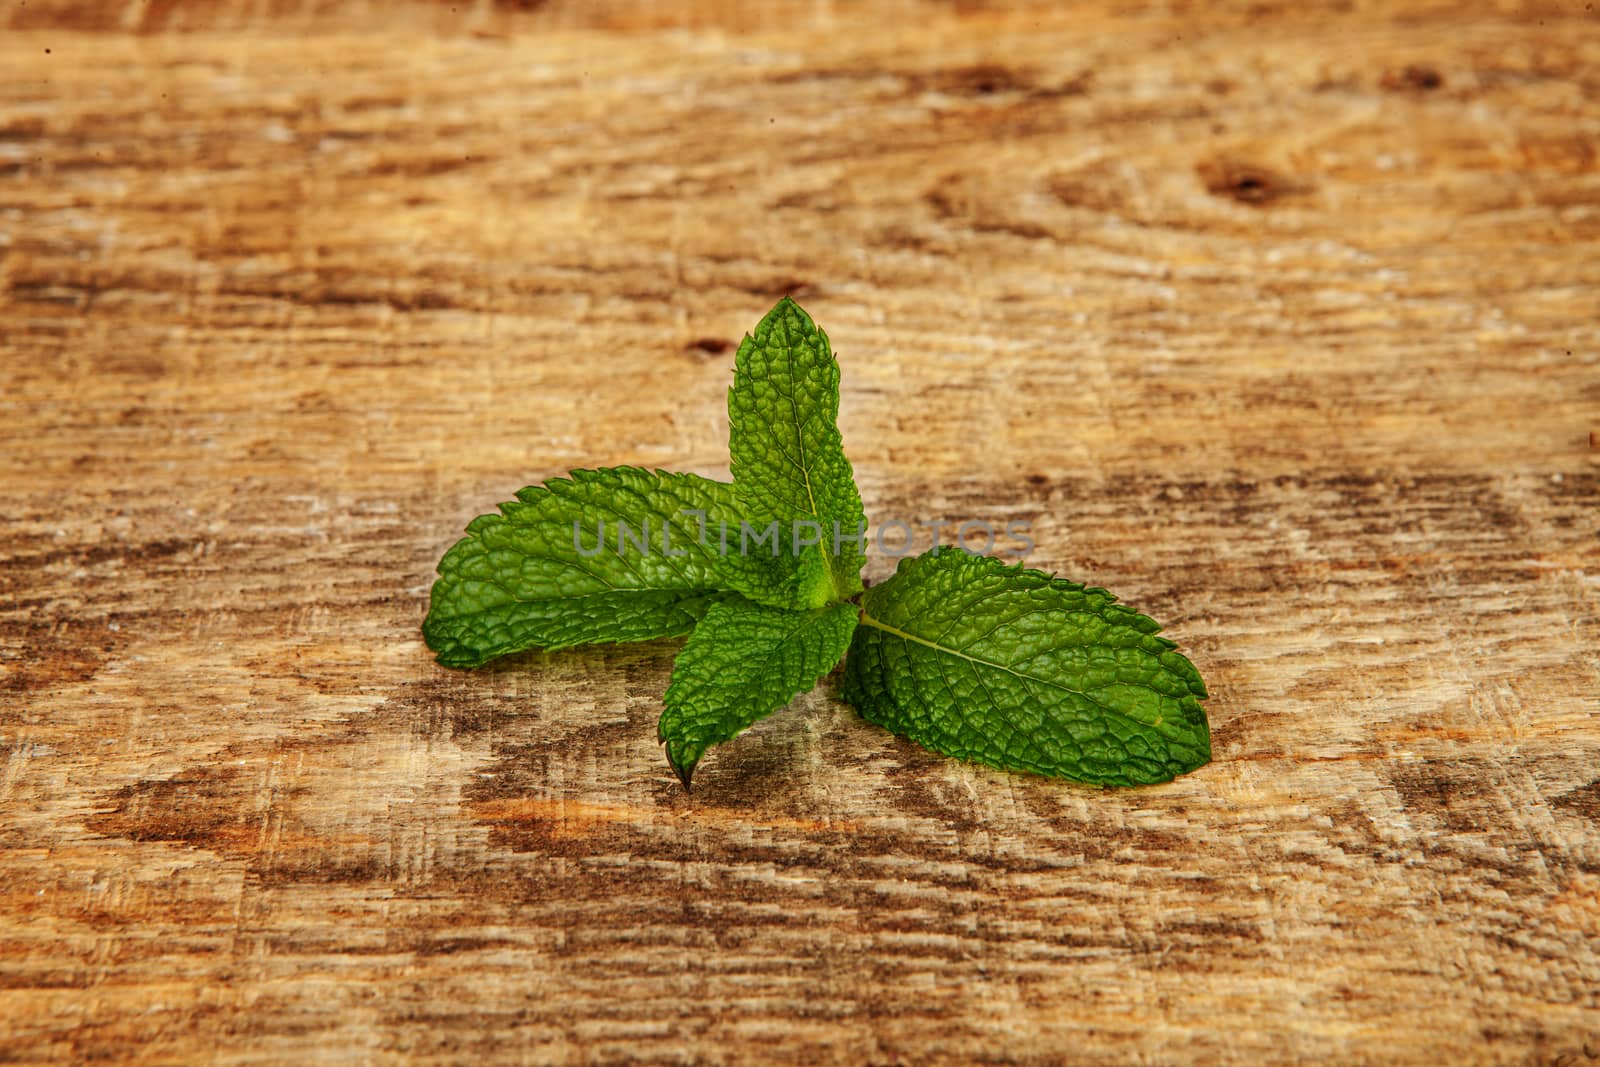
{"left": 425, "top": 467, "right": 746, "bottom": 667}
{"left": 842, "top": 550, "right": 1210, "bottom": 786}
{"left": 728, "top": 297, "right": 867, "bottom": 609}
{"left": 659, "top": 598, "right": 858, "bottom": 788}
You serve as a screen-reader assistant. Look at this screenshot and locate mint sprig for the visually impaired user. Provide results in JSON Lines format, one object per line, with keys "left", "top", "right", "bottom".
{"left": 424, "top": 298, "right": 1212, "bottom": 788}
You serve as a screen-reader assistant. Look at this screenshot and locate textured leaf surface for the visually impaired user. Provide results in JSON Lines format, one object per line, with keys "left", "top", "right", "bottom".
{"left": 425, "top": 467, "right": 754, "bottom": 667}
{"left": 684, "top": 507, "right": 829, "bottom": 613}
{"left": 843, "top": 550, "right": 1210, "bottom": 786}
{"left": 659, "top": 599, "right": 859, "bottom": 787}
{"left": 727, "top": 297, "right": 867, "bottom": 607}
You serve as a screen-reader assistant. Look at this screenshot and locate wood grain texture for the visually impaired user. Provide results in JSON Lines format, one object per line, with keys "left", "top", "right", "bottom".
{"left": 2, "top": 2, "right": 1598, "bottom": 1063}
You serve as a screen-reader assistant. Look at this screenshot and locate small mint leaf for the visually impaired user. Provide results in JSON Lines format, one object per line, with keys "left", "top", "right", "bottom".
{"left": 842, "top": 550, "right": 1210, "bottom": 786}
{"left": 425, "top": 467, "right": 746, "bottom": 666}
{"left": 728, "top": 298, "right": 867, "bottom": 607}
{"left": 659, "top": 598, "right": 858, "bottom": 787}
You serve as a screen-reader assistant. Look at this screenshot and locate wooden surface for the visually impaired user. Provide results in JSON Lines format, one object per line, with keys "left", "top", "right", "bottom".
{"left": 3, "top": 2, "right": 1599, "bottom": 1063}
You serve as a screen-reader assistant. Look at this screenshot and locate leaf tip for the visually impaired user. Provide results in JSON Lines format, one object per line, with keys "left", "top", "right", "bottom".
{"left": 665, "top": 743, "right": 698, "bottom": 791}
{"left": 762, "top": 294, "right": 815, "bottom": 331}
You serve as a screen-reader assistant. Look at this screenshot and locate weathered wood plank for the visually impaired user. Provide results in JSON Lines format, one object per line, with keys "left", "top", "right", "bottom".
{"left": 1, "top": 3, "right": 1597, "bottom": 1064}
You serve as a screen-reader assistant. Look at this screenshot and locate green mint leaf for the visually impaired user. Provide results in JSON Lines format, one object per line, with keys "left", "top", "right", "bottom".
{"left": 842, "top": 550, "right": 1210, "bottom": 786}
{"left": 659, "top": 598, "right": 858, "bottom": 788}
{"left": 425, "top": 467, "right": 749, "bottom": 667}
{"left": 692, "top": 511, "right": 833, "bottom": 614}
{"left": 728, "top": 297, "right": 867, "bottom": 608}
